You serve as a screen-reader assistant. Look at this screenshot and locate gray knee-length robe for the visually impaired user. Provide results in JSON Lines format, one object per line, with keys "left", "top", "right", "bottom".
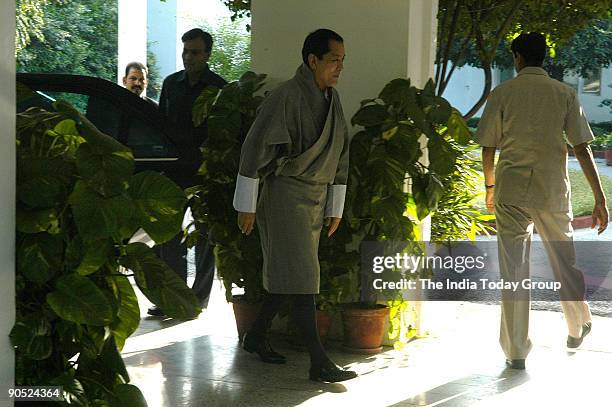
{"left": 233, "top": 64, "right": 349, "bottom": 294}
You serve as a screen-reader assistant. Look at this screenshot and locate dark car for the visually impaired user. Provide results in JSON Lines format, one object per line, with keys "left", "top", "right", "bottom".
{"left": 17, "top": 73, "right": 182, "bottom": 182}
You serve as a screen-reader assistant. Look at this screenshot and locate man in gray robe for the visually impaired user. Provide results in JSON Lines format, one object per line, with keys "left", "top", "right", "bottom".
{"left": 232, "top": 28, "right": 356, "bottom": 383}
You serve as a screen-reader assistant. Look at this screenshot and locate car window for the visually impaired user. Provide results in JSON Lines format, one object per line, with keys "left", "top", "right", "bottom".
{"left": 85, "top": 96, "right": 121, "bottom": 139}
{"left": 127, "top": 116, "right": 176, "bottom": 158}
{"left": 41, "top": 91, "right": 89, "bottom": 113}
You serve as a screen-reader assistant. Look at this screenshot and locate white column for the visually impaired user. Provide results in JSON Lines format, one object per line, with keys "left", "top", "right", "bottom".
{"left": 1, "top": 1, "right": 16, "bottom": 405}
{"left": 117, "top": 0, "right": 148, "bottom": 84}
{"left": 406, "top": 0, "right": 439, "bottom": 87}
{"left": 147, "top": 0, "right": 178, "bottom": 80}
{"left": 407, "top": 0, "right": 439, "bottom": 338}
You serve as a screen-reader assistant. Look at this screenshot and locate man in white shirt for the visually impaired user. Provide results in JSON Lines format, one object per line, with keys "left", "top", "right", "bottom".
{"left": 476, "top": 32, "right": 608, "bottom": 370}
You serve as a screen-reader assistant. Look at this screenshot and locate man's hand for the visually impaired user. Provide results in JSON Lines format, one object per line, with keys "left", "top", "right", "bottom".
{"left": 325, "top": 217, "right": 341, "bottom": 237}
{"left": 485, "top": 188, "right": 495, "bottom": 213}
{"left": 238, "top": 212, "right": 256, "bottom": 235}
{"left": 592, "top": 201, "right": 609, "bottom": 235}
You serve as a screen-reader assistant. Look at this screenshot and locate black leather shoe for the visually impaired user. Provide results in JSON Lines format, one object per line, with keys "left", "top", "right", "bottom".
{"left": 505, "top": 359, "right": 526, "bottom": 370}
{"left": 567, "top": 321, "right": 592, "bottom": 348}
{"left": 243, "top": 332, "right": 286, "bottom": 364}
{"left": 147, "top": 306, "right": 165, "bottom": 317}
{"left": 309, "top": 364, "right": 358, "bottom": 382}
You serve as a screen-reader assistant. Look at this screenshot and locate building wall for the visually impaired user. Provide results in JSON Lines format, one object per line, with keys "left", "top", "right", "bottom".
{"left": 576, "top": 67, "right": 612, "bottom": 124}
{"left": 251, "top": 0, "right": 438, "bottom": 124}
{"left": 0, "top": 1, "right": 15, "bottom": 406}
{"left": 147, "top": 0, "right": 178, "bottom": 82}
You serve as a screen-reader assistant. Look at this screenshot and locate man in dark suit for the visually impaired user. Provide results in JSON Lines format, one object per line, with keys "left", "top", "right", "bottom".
{"left": 149, "top": 28, "right": 227, "bottom": 316}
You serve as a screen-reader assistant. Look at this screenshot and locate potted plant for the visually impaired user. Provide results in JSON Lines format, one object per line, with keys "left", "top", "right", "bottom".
{"left": 13, "top": 94, "right": 199, "bottom": 405}
{"left": 329, "top": 78, "right": 473, "bottom": 353}
{"left": 190, "top": 72, "right": 267, "bottom": 340}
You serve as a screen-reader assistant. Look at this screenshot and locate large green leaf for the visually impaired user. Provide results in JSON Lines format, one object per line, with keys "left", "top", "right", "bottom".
{"left": 108, "top": 275, "right": 140, "bottom": 351}
{"left": 76, "top": 143, "right": 134, "bottom": 197}
{"left": 77, "top": 239, "right": 113, "bottom": 275}
{"left": 447, "top": 108, "right": 473, "bottom": 145}
{"left": 351, "top": 104, "right": 389, "bottom": 127}
{"left": 128, "top": 171, "right": 187, "bottom": 244}
{"left": 404, "top": 89, "right": 430, "bottom": 135}
{"left": 425, "top": 174, "right": 445, "bottom": 211}
{"left": 426, "top": 96, "right": 453, "bottom": 125}
{"left": 17, "top": 233, "right": 63, "bottom": 284}
{"left": 16, "top": 207, "right": 59, "bottom": 234}
{"left": 411, "top": 174, "right": 430, "bottom": 221}
{"left": 100, "top": 336, "right": 130, "bottom": 383}
{"left": 428, "top": 136, "right": 457, "bottom": 177}
{"left": 111, "top": 384, "right": 148, "bottom": 407}
{"left": 378, "top": 78, "right": 411, "bottom": 107}
{"left": 192, "top": 86, "right": 221, "bottom": 127}
{"left": 120, "top": 243, "right": 201, "bottom": 320}
{"left": 9, "top": 313, "right": 53, "bottom": 360}
{"left": 17, "top": 157, "right": 73, "bottom": 208}
{"left": 46, "top": 274, "right": 114, "bottom": 326}
{"left": 17, "top": 175, "right": 66, "bottom": 209}
{"left": 69, "top": 181, "right": 138, "bottom": 243}
{"left": 50, "top": 373, "right": 87, "bottom": 407}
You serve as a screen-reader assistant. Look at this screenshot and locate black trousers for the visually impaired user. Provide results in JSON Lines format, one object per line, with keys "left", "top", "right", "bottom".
{"left": 155, "top": 214, "right": 215, "bottom": 307}
{"left": 250, "top": 293, "right": 333, "bottom": 367}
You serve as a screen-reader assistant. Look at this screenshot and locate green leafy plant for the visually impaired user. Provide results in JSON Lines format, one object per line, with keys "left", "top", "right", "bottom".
{"left": 190, "top": 72, "right": 267, "bottom": 304}
{"left": 322, "top": 78, "right": 473, "bottom": 345}
{"left": 431, "top": 141, "right": 495, "bottom": 243}
{"left": 13, "top": 94, "right": 200, "bottom": 406}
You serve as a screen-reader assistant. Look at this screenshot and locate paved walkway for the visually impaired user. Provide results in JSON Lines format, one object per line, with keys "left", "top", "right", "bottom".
{"left": 122, "top": 157, "right": 612, "bottom": 406}
{"left": 124, "top": 283, "right": 612, "bottom": 406}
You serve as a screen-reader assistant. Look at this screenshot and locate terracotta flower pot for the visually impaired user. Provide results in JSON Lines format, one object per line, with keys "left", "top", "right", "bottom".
{"left": 341, "top": 303, "right": 390, "bottom": 354}
{"left": 606, "top": 148, "right": 612, "bottom": 166}
{"left": 231, "top": 295, "right": 262, "bottom": 342}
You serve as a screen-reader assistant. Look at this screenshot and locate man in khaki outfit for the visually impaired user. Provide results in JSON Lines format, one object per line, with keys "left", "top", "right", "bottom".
{"left": 476, "top": 32, "right": 608, "bottom": 370}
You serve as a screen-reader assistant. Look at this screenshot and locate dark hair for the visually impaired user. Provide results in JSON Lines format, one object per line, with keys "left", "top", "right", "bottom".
{"left": 181, "top": 28, "right": 213, "bottom": 52}
{"left": 301, "top": 28, "right": 344, "bottom": 65}
{"left": 124, "top": 61, "right": 147, "bottom": 77}
{"left": 511, "top": 32, "right": 547, "bottom": 66}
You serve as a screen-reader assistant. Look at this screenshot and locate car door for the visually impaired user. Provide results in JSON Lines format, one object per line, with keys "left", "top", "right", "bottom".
{"left": 16, "top": 73, "right": 181, "bottom": 183}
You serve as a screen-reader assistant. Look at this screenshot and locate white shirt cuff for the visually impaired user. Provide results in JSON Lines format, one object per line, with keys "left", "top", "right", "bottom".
{"left": 325, "top": 184, "right": 347, "bottom": 218}
{"left": 233, "top": 175, "right": 259, "bottom": 213}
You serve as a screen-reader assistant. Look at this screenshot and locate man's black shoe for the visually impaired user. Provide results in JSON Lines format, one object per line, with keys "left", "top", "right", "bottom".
{"left": 505, "top": 359, "right": 526, "bottom": 370}
{"left": 147, "top": 306, "right": 166, "bottom": 317}
{"left": 242, "top": 332, "right": 286, "bottom": 364}
{"left": 309, "top": 364, "right": 358, "bottom": 382}
{"left": 567, "top": 321, "right": 592, "bottom": 348}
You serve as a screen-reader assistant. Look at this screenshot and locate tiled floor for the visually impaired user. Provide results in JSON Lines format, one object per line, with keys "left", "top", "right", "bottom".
{"left": 123, "top": 284, "right": 612, "bottom": 407}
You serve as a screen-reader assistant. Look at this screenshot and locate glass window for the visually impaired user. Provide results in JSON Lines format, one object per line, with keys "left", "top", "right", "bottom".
{"left": 127, "top": 117, "right": 175, "bottom": 159}
{"left": 41, "top": 91, "right": 89, "bottom": 113}
{"left": 85, "top": 97, "right": 121, "bottom": 139}
{"left": 582, "top": 68, "right": 601, "bottom": 94}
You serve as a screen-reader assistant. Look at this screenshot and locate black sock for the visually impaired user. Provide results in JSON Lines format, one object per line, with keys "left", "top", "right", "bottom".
{"left": 249, "top": 293, "right": 286, "bottom": 338}
{"left": 291, "top": 294, "right": 334, "bottom": 368}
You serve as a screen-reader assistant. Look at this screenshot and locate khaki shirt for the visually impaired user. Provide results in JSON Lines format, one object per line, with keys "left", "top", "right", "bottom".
{"left": 476, "top": 67, "right": 593, "bottom": 212}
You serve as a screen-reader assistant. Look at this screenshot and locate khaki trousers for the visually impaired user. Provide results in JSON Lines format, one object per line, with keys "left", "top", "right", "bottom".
{"left": 495, "top": 203, "right": 592, "bottom": 359}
